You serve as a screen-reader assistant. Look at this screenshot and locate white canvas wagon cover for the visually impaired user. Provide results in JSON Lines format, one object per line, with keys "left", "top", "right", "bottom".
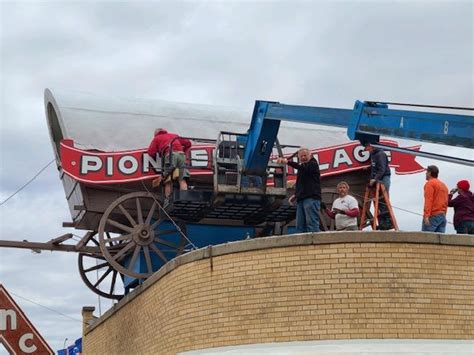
{"left": 44, "top": 88, "right": 348, "bottom": 159}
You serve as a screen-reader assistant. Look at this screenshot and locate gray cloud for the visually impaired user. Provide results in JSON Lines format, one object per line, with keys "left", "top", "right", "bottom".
{"left": 1, "top": 0, "right": 472, "bottom": 351}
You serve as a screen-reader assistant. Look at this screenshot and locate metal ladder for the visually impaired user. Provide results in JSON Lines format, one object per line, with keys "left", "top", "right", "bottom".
{"left": 359, "top": 182, "right": 398, "bottom": 230}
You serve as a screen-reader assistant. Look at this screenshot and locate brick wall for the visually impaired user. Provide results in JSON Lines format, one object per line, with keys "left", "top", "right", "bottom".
{"left": 83, "top": 232, "right": 474, "bottom": 354}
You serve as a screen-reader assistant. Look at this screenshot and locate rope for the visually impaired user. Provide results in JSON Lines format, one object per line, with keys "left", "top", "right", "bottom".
{"left": 140, "top": 180, "right": 197, "bottom": 250}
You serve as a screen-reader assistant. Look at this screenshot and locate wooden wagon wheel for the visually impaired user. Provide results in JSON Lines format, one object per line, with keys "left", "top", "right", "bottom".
{"left": 78, "top": 232, "right": 125, "bottom": 300}
{"left": 98, "top": 192, "right": 187, "bottom": 279}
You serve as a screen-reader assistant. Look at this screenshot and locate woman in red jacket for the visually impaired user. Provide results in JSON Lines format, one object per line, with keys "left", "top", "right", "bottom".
{"left": 448, "top": 180, "right": 474, "bottom": 234}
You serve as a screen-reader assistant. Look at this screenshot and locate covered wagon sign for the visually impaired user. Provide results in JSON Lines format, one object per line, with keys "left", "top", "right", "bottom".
{"left": 60, "top": 138, "right": 424, "bottom": 184}
{"left": 0, "top": 284, "right": 54, "bottom": 354}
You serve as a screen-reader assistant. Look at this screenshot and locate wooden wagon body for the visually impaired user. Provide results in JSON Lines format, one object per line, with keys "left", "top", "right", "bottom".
{"left": 44, "top": 88, "right": 369, "bottom": 233}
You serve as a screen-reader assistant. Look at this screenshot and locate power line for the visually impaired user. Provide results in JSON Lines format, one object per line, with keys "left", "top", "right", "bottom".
{"left": 9, "top": 290, "right": 83, "bottom": 324}
{"left": 0, "top": 159, "right": 56, "bottom": 206}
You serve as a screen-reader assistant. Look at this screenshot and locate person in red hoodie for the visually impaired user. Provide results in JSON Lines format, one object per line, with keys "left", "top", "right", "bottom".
{"left": 448, "top": 180, "right": 474, "bottom": 234}
{"left": 147, "top": 128, "right": 192, "bottom": 202}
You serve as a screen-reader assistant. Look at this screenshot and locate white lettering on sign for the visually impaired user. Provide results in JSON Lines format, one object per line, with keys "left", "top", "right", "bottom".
{"left": 333, "top": 148, "right": 352, "bottom": 168}
{"left": 118, "top": 155, "right": 138, "bottom": 175}
{"left": 81, "top": 156, "right": 102, "bottom": 174}
{"left": 143, "top": 153, "right": 162, "bottom": 173}
{"left": 313, "top": 154, "right": 329, "bottom": 170}
{"left": 0, "top": 309, "right": 17, "bottom": 330}
{"left": 106, "top": 156, "right": 113, "bottom": 176}
{"left": 190, "top": 149, "right": 208, "bottom": 167}
{"left": 353, "top": 146, "right": 369, "bottom": 163}
{"left": 19, "top": 333, "right": 37, "bottom": 353}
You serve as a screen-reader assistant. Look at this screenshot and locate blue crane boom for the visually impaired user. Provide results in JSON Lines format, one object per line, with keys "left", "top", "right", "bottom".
{"left": 242, "top": 100, "right": 473, "bottom": 175}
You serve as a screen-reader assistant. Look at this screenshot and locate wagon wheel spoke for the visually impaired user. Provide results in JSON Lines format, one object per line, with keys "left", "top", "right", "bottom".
{"left": 89, "top": 236, "right": 100, "bottom": 247}
{"left": 107, "top": 218, "right": 134, "bottom": 234}
{"left": 143, "top": 246, "right": 153, "bottom": 274}
{"left": 156, "top": 229, "right": 179, "bottom": 237}
{"left": 145, "top": 201, "right": 157, "bottom": 225}
{"left": 99, "top": 192, "right": 185, "bottom": 280}
{"left": 112, "top": 242, "right": 134, "bottom": 262}
{"left": 79, "top": 231, "right": 125, "bottom": 300}
{"left": 136, "top": 198, "right": 144, "bottom": 224}
{"left": 127, "top": 245, "right": 142, "bottom": 274}
{"left": 151, "top": 218, "right": 164, "bottom": 230}
{"left": 118, "top": 204, "right": 137, "bottom": 227}
{"left": 105, "top": 232, "right": 114, "bottom": 246}
{"left": 110, "top": 270, "right": 118, "bottom": 295}
{"left": 105, "top": 232, "right": 122, "bottom": 247}
{"left": 93, "top": 267, "right": 113, "bottom": 288}
{"left": 83, "top": 262, "right": 109, "bottom": 273}
{"left": 79, "top": 255, "right": 124, "bottom": 300}
{"left": 105, "top": 233, "right": 133, "bottom": 245}
{"left": 82, "top": 252, "right": 106, "bottom": 260}
{"left": 150, "top": 243, "right": 168, "bottom": 263}
{"left": 154, "top": 237, "right": 180, "bottom": 250}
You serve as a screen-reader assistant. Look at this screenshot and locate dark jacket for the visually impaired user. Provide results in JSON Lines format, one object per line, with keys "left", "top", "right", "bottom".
{"left": 288, "top": 157, "right": 321, "bottom": 202}
{"left": 370, "top": 148, "right": 391, "bottom": 181}
{"left": 448, "top": 190, "right": 474, "bottom": 228}
{"left": 147, "top": 129, "right": 191, "bottom": 156}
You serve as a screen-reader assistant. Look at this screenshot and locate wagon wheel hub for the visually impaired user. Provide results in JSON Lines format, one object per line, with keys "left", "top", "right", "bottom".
{"left": 133, "top": 225, "right": 155, "bottom": 246}
{"left": 98, "top": 192, "right": 188, "bottom": 279}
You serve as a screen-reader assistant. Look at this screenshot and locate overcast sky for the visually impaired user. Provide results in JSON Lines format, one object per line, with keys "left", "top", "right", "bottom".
{"left": 0, "top": 0, "right": 473, "bottom": 351}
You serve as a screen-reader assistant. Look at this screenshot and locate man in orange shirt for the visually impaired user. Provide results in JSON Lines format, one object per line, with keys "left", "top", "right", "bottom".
{"left": 422, "top": 165, "right": 449, "bottom": 233}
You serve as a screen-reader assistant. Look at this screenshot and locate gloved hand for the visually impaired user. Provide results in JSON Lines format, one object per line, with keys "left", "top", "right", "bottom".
{"left": 333, "top": 208, "right": 346, "bottom": 215}
{"left": 369, "top": 179, "right": 376, "bottom": 187}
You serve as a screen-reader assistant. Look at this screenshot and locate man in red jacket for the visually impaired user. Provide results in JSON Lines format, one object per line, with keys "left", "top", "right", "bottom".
{"left": 147, "top": 128, "right": 192, "bottom": 202}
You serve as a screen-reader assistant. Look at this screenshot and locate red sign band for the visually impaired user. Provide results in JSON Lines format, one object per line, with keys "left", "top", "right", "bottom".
{"left": 60, "top": 139, "right": 424, "bottom": 184}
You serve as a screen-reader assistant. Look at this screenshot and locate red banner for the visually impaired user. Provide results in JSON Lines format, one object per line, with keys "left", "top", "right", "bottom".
{"left": 60, "top": 139, "right": 424, "bottom": 184}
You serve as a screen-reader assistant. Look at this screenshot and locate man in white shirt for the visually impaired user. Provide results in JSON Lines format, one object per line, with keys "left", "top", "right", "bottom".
{"left": 325, "top": 181, "right": 360, "bottom": 231}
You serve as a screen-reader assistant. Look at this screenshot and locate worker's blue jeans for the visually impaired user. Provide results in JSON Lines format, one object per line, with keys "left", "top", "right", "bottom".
{"left": 422, "top": 213, "right": 447, "bottom": 233}
{"left": 378, "top": 175, "right": 392, "bottom": 229}
{"left": 296, "top": 198, "right": 320, "bottom": 233}
{"left": 456, "top": 220, "right": 474, "bottom": 235}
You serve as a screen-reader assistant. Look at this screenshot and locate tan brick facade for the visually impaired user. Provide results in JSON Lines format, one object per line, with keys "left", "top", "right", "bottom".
{"left": 83, "top": 232, "right": 474, "bottom": 354}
